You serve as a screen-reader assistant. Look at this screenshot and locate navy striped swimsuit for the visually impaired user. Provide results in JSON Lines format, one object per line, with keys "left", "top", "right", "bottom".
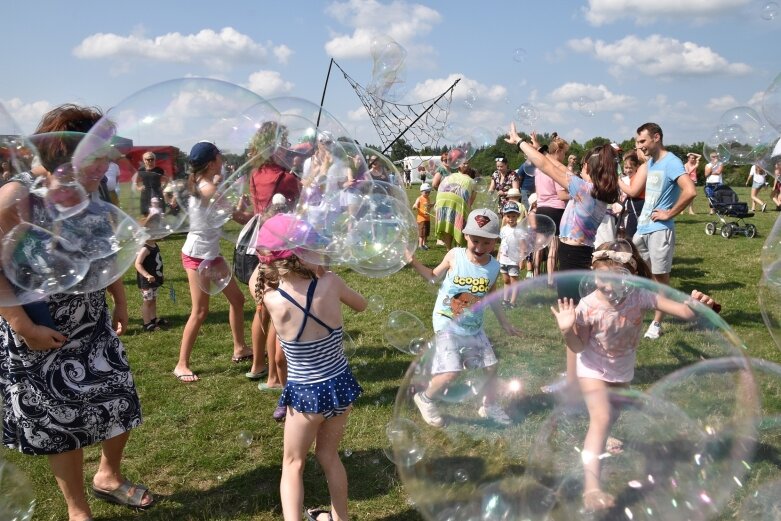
{"left": 276, "top": 278, "right": 362, "bottom": 418}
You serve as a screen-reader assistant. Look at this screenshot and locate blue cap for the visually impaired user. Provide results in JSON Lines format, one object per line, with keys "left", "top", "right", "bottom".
{"left": 188, "top": 141, "right": 220, "bottom": 166}
{"left": 502, "top": 202, "right": 521, "bottom": 214}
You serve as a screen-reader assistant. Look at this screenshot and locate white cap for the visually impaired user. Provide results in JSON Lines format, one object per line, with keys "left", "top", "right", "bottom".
{"left": 420, "top": 182, "right": 431, "bottom": 191}
{"left": 462, "top": 208, "right": 500, "bottom": 239}
{"left": 271, "top": 193, "right": 287, "bottom": 205}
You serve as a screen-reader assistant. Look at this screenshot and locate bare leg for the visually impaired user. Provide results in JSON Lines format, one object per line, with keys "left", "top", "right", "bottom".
{"left": 249, "top": 307, "right": 269, "bottom": 376}
{"left": 222, "top": 277, "right": 250, "bottom": 359}
{"left": 651, "top": 272, "right": 670, "bottom": 326}
{"left": 508, "top": 275, "right": 519, "bottom": 304}
{"left": 141, "top": 298, "right": 157, "bottom": 324}
{"left": 547, "top": 239, "right": 559, "bottom": 284}
{"left": 48, "top": 448, "right": 91, "bottom": 521}
{"left": 92, "top": 432, "right": 153, "bottom": 506}
{"left": 280, "top": 409, "right": 323, "bottom": 521}
{"left": 314, "top": 410, "right": 352, "bottom": 521}
{"left": 424, "top": 371, "right": 459, "bottom": 398}
{"left": 174, "top": 268, "right": 210, "bottom": 381}
{"left": 579, "top": 378, "right": 618, "bottom": 511}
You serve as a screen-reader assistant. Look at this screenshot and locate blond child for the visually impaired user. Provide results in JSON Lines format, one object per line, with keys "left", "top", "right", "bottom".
{"left": 134, "top": 215, "right": 167, "bottom": 331}
{"left": 413, "top": 182, "right": 433, "bottom": 250}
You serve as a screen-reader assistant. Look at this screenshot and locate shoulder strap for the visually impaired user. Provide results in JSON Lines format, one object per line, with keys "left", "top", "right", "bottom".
{"left": 276, "top": 278, "right": 334, "bottom": 341}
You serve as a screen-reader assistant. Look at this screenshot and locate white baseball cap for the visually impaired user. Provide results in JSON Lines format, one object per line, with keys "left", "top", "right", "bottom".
{"left": 462, "top": 208, "right": 500, "bottom": 239}
{"left": 420, "top": 182, "right": 431, "bottom": 191}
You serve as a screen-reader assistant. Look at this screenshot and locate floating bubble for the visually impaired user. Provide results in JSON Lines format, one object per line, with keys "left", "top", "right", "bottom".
{"left": 515, "top": 103, "right": 539, "bottom": 128}
{"left": 516, "top": 213, "right": 555, "bottom": 257}
{"left": 197, "top": 256, "right": 232, "bottom": 295}
{"left": 761, "top": 1, "right": 779, "bottom": 20}
{"left": 739, "top": 479, "right": 781, "bottom": 520}
{"left": 384, "top": 310, "right": 429, "bottom": 354}
{"left": 576, "top": 96, "right": 596, "bottom": 117}
{"left": 763, "top": 72, "right": 781, "bottom": 133}
{"left": 369, "top": 34, "right": 407, "bottom": 100}
{"left": 717, "top": 107, "right": 770, "bottom": 165}
{"left": 760, "top": 216, "right": 781, "bottom": 350}
{"left": 513, "top": 48, "right": 527, "bottom": 63}
{"left": 42, "top": 163, "right": 89, "bottom": 220}
{"left": 343, "top": 330, "right": 357, "bottom": 358}
{"left": 237, "top": 431, "right": 253, "bottom": 447}
{"left": 343, "top": 448, "right": 353, "bottom": 458}
{"left": 367, "top": 294, "right": 385, "bottom": 313}
{"left": 463, "top": 89, "right": 478, "bottom": 110}
{"left": 703, "top": 127, "right": 732, "bottom": 163}
{"left": 384, "top": 418, "right": 426, "bottom": 467}
{"left": 393, "top": 271, "right": 750, "bottom": 521}
{"left": 0, "top": 460, "right": 36, "bottom": 521}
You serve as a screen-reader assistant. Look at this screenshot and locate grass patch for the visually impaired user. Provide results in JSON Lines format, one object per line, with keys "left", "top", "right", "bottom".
{"left": 4, "top": 186, "right": 780, "bottom": 520}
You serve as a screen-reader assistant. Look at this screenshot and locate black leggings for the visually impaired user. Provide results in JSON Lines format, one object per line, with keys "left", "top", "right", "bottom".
{"left": 556, "top": 241, "right": 594, "bottom": 302}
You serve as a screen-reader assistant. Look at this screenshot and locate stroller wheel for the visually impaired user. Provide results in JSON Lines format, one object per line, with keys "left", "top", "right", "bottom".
{"left": 705, "top": 222, "right": 717, "bottom": 235}
{"left": 746, "top": 224, "right": 757, "bottom": 238}
{"left": 721, "top": 223, "right": 734, "bottom": 238}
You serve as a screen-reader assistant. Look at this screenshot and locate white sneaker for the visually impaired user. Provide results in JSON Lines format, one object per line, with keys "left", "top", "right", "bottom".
{"left": 414, "top": 392, "right": 444, "bottom": 427}
{"left": 478, "top": 403, "right": 511, "bottom": 425}
{"left": 644, "top": 321, "right": 661, "bottom": 340}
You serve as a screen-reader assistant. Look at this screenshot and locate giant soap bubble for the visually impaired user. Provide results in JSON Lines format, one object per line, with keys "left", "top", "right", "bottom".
{"left": 75, "top": 78, "right": 267, "bottom": 238}
{"left": 391, "top": 271, "right": 754, "bottom": 521}
{"left": 763, "top": 72, "right": 781, "bottom": 132}
{"left": 716, "top": 107, "right": 771, "bottom": 165}
{"left": 760, "top": 214, "right": 781, "bottom": 350}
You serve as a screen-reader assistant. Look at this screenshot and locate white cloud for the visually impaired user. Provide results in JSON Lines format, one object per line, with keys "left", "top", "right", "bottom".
{"left": 1, "top": 98, "right": 54, "bottom": 134}
{"left": 247, "top": 70, "right": 294, "bottom": 97}
{"left": 324, "top": 0, "right": 440, "bottom": 64}
{"left": 568, "top": 35, "right": 751, "bottom": 77}
{"left": 583, "top": 0, "right": 750, "bottom": 25}
{"left": 747, "top": 90, "right": 765, "bottom": 109}
{"left": 548, "top": 82, "right": 635, "bottom": 112}
{"left": 273, "top": 45, "right": 293, "bottom": 65}
{"left": 73, "top": 27, "right": 288, "bottom": 71}
{"left": 347, "top": 107, "right": 369, "bottom": 122}
{"left": 707, "top": 95, "right": 738, "bottom": 111}
{"left": 409, "top": 74, "right": 506, "bottom": 104}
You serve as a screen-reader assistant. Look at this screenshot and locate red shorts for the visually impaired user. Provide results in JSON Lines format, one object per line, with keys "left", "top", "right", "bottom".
{"left": 181, "top": 252, "right": 205, "bottom": 270}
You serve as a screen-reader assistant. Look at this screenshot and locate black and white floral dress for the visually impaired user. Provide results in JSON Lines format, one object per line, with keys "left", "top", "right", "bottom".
{"left": 0, "top": 195, "right": 142, "bottom": 455}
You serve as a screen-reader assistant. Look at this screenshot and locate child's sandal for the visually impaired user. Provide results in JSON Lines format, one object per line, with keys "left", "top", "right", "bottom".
{"left": 143, "top": 321, "right": 161, "bottom": 332}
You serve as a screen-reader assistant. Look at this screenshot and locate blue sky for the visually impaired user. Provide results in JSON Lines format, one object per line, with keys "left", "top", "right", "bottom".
{"left": 2, "top": 0, "right": 779, "bottom": 148}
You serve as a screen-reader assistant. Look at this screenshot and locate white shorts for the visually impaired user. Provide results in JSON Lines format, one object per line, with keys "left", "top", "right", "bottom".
{"left": 633, "top": 228, "right": 675, "bottom": 275}
{"left": 430, "top": 330, "right": 498, "bottom": 375}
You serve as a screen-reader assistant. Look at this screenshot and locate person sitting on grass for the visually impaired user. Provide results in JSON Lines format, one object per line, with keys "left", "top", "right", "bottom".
{"left": 407, "top": 208, "right": 521, "bottom": 428}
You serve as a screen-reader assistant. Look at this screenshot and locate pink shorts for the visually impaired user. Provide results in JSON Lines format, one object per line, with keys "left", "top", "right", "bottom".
{"left": 181, "top": 252, "right": 205, "bottom": 270}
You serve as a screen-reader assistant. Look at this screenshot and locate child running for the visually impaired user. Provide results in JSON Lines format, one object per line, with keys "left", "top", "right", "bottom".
{"left": 498, "top": 201, "right": 525, "bottom": 308}
{"left": 550, "top": 239, "right": 720, "bottom": 512}
{"left": 407, "top": 208, "right": 521, "bottom": 427}
{"left": 173, "top": 141, "right": 252, "bottom": 382}
{"left": 253, "top": 213, "right": 366, "bottom": 521}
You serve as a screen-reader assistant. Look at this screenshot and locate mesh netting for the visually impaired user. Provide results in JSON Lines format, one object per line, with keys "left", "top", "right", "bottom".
{"left": 333, "top": 60, "right": 458, "bottom": 154}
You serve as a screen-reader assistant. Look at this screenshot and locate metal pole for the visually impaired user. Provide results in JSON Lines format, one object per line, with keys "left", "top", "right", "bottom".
{"left": 381, "top": 77, "right": 460, "bottom": 155}
{"left": 316, "top": 58, "right": 334, "bottom": 128}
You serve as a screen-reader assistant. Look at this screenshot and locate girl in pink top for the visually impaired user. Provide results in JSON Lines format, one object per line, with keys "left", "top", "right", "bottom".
{"left": 550, "top": 240, "right": 721, "bottom": 512}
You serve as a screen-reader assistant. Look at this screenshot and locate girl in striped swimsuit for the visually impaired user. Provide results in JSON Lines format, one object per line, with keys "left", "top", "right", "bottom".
{"left": 253, "top": 214, "right": 367, "bottom": 521}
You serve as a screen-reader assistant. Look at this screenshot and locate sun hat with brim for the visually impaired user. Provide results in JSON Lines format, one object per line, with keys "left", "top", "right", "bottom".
{"left": 461, "top": 208, "right": 500, "bottom": 239}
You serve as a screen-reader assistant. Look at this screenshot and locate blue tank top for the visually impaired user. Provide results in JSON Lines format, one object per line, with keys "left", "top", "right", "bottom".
{"left": 276, "top": 278, "right": 348, "bottom": 384}
{"left": 432, "top": 248, "right": 500, "bottom": 335}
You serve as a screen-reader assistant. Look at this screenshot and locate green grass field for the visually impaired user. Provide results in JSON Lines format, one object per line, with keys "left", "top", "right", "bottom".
{"left": 4, "top": 185, "right": 781, "bottom": 521}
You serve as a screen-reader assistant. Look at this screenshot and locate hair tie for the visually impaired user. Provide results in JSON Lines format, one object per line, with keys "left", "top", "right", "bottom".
{"left": 592, "top": 249, "right": 637, "bottom": 270}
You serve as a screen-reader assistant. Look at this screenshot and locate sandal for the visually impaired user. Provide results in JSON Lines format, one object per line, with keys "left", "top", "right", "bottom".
{"left": 231, "top": 354, "right": 253, "bottom": 363}
{"left": 143, "top": 321, "right": 161, "bottom": 332}
{"left": 92, "top": 479, "right": 155, "bottom": 510}
{"left": 305, "top": 508, "right": 333, "bottom": 521}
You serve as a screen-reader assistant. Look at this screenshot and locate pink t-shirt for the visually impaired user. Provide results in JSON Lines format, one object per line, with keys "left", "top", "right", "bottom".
{"left": 534, "top": 168, "right": 567, "bottom": 209}
{"left": 575, "top": 288, "right": 658, "bottom": 382}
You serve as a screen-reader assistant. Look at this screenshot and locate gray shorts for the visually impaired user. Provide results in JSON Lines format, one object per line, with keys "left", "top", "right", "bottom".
{"left": 633, "top": 228, "right": 675, "bottom": 275}
{"left": 752, "top": 180, "right": 765, "bottom": 190}
{"left": 500, "top": 264, "right": 521, "bottom": 277}
{"left": 430, "top": 330, "right": 498, "bottom": 375}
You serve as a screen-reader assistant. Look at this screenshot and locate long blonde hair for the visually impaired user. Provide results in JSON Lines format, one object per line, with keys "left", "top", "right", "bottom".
{"left": 253, "top": 255, "right": 316, "bottom": 305}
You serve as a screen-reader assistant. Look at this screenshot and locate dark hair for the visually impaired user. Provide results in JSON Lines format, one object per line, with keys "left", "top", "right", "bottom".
{"left": 496, "top": 156, "right": 508, "bottom": 164}
{"left": 253, "top": 255, "right": 316, "bottom": 306}
{"left": 587, "top": 144, "right": 620, "bottom": 204}
{"left": 636, "top": 122, "right": 663, "bottom": 142}
{"left": 33, "top": 104, "right": 106, "bottom": 172}
{"left": 623, "top": 150, "right": 640, "bottom": 169}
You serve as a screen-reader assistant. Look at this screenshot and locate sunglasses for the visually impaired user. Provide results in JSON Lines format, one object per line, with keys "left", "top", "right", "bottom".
{"left": 495, "top": 157, "right": 507, "bottom": 162}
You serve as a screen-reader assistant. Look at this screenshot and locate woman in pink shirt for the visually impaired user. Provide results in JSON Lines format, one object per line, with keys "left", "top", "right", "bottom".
{"left": 532, "top": 134, "right": 569, "bottom": 279}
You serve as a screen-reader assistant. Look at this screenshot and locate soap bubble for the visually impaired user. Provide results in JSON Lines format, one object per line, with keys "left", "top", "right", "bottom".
{"left": 717, "top": 107, "right": 770, "bottom": 165}
{"left": 760, "top": 215, "right": 781, "bottom": 349}
{"left": 42, "top": 163, "right": 90, "bottom": 220}
{"left": 367, "top": 294, "right": 385, "bottom": 313}
{"left": 463, "top": 89, "right": 478, "bottom": 110}
{"left": 0, "top": 460, "right": 36, "bottom": 521}
{"left": 197, "top": 256, "right": 232, "bottom": 295}
{"left": 761, "top": 1, "right": 779, "bottom": 20}
{"left": 237, "top": 431, "right": 254, "bottom": 447}
{"left": 763, "top": 72, "right": 781, "bottom": 133}
{"left": 368, "top": 34, "right": 407, "bottom": 100}
{"left": 516, "top": 213, "right": 556, "bottom": 257}
{"left": 576, "top": 96, "right": 596, "bottom": 117}
{"left": 384, "top": 310, "right": 429, "bottom": 354}
{"left": 384, "top": 418, "right": 426, "bottom": 466}
{"left": 702, "top": 127, "right": 732, "bottom": 163}
{"left": 76, "top": 78, "right": 266, "bottom": 236}
{"left": 513, "top": 48, "right": 527, "bottom": 63}
{"left": 739, "top": 479, "right": 781, "bottom": 520}
{"left": 392, "top": 271, "right": 750, "bottom": 521}
{"left": 515, "top": 103, "right": 539, "bottom": 128}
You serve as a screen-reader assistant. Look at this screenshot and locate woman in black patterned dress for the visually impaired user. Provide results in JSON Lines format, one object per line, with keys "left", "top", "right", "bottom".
{"left": 0, "top": 105, "right": 153, "bottom": 521}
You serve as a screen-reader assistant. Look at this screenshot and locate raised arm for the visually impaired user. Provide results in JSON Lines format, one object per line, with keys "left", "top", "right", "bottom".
{"left": 407, "top": 248, "right": 453, "bottom": 284}
{"left": 505, "top": 124, "right": 570, "bottom": 189}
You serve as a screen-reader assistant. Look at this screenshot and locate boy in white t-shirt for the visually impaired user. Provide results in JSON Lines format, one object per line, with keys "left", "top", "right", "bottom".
{"left": 498, "top": 202, "right": 525, "bottom": 308}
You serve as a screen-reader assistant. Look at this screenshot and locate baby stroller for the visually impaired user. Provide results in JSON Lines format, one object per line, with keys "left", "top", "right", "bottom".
{"left": 704, "top": 185, "right": 757, "bottom": 239}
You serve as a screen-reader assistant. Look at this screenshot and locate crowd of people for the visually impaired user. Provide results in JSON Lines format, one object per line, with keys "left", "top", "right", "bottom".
{"left": 0, "top": 105, "right": 748, "bottom": 520}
